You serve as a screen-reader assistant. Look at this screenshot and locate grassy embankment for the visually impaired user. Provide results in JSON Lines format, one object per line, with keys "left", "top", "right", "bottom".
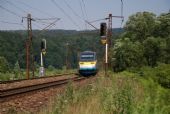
{"left": 0, "top": 68, "right": 76, "bottom": 81}
{"left": 40, "top": 64, "right": 170, "bottom": 114}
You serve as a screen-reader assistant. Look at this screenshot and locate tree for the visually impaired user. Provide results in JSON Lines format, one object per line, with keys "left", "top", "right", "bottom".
{"left": 143, "top": 37, "right": 162, "bottom": 67}
{"left": 154, "top": 13, "right": 170, "bottom": 38}
{"left": 164, "top": 36, "right": 170, "bottom": 63}
{"left": 124, "top": 12, "right": 156, "bottom": 42}
{"left": 0, "top": 56, "right": 9, "bottom": 73}
{"left": 111, "top": 38, "right": 144, "bottom": 72}
{"left": 13, "top": 61, "right": 21, "bottom": 79}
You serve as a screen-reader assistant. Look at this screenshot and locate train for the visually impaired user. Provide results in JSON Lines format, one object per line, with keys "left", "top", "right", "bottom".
{"left": 78, "top": 51, "right": 98, "bottom": 76}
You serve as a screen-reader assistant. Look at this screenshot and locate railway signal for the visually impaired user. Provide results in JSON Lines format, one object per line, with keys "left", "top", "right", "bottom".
{"left": 40, "top": 39, "right": 46, "bottom": 77}
{"left": 100, "top": 22, "right": 107, "bottom": 45}
{"left": 41, "top": 39, "right": 46, "bottom": 55}
{"left": 99, "top": 14, "right": 124, "bottom": 76}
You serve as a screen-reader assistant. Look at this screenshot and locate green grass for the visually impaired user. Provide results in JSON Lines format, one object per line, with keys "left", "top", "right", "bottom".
{"left": 127, "top": 63, "right": 170, "bottom": 88}
{"left": 1, "top": 64, "right": 169, "bottom": 114}
{"left": 0, "top": 69, "right": 76, "bottom": 81}
{"left": 40, "top": 69, "right": 170, "bottom": 114}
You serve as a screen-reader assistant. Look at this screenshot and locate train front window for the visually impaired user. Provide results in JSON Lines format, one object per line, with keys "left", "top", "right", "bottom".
{"left": 80, "top": 54, "right": 95, "bottom": 61}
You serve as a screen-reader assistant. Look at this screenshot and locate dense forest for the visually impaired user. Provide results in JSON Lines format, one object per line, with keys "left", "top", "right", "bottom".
{"left": 0, "top": 11, "right": 170, "bottom": 75}
{"left": 0, "top": 29, "right": 110, "bottom": 70}
{"left": 111, "top": 12, "right": 170, "bottom": 71}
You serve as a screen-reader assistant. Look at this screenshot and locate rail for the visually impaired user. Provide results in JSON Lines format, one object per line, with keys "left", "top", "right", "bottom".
{"left": 0, "top": 76, "right": 85, "bottom": 98}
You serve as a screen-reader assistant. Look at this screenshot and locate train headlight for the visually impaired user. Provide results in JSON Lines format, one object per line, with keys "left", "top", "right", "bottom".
{"left": 79, "top": 62, "right": 84, "bottom": 65}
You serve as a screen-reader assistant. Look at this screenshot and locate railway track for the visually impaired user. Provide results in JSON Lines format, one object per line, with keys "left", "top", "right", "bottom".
{"left": 0, "top": 76, "right": 85, "bottom": 99}
{"left": 0, "top": 73, "right": 77, "bottom": 84}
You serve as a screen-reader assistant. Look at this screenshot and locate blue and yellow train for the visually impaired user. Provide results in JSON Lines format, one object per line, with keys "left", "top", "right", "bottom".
{"left": 78, "top": 51, "right": 98, "bottom": 76}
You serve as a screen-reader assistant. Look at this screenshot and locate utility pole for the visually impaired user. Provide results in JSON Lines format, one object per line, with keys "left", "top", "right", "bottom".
{"left": 100, "top": 14, "right": 123, "bottom": 76}
{"left": 104, "top": 14, "right": 113, "bottom": 76}
{"left": 26, "top": 13, "right": 33, "bottom": 79}
{"left": 107, "top": 14, "right": 112, "bottom": 68}
{"left": 108, "top": 14, "right": 112, "bottom": 48}
{"left": 66, "top": 43, "right": 71, "bottom": 70}
{"left": 66, "top": 43, "right": 69, "bottom": 70}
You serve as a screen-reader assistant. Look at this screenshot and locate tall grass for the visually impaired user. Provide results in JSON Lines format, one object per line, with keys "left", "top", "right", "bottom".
{"left": 0, "top": 69, "right": 76, "bottom": 81}
{"left": 40, "top": 70, "right": 170, "bottom": 114}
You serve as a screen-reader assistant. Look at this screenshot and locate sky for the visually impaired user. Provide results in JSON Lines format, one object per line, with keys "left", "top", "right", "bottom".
{"left": 0, "top": 0, "right": 170, "bottom": 30}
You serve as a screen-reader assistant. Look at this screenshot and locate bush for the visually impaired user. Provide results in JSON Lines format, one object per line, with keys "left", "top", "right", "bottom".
{"left": 0, "top": 56, "right": 9, "bottom": 73}
{"left": 136, "top": 64, "right": 170, "bottom": 88}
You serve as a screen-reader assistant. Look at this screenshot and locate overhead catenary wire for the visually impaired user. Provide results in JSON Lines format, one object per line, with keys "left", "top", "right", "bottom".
{"left": 78, "top": 0, "right": 86, "bottom": 29}
{"left": 51, "top": 0, "right": 81, "bottom": 30}
{"left": 81, "top": 0, "right": 88, "bottom": 29}
{"left": 16, "top": 0, "right": 61, "bottom": 28}
{"left": 0, "top": 5, "right": 22, "bottom": 18}
{"left": 63, "top": 0, "right": 82, "bottom": 20}
{"left": 31, "top": 17, "right": 61, "bottom": 27}
{"left": 32, "top": 21, "right": 44, "bottom": 30}
{"left": 4, "top": 0, "right": 28, "bottom": 14}
{"left": 81, "top": 0, "right": 88, "bottom": 23}
{"left": 63, "top": 0, "right": 93, "bottom": 29}
{"left": 42, "top": 18, "right": 60, "bottom": 30}
{"left": 2, "top": 0, "right": 60, "bottom": 29}
{"left": 21, "top": 15, "right": 61, "bottom": 30}
{"left": 16, "top": 0, "right": 55, "bottom": 18}
{"left": 0, "top": 20, "right": 26, "bottom": 29}
{"left": 0, "top": 20, "right": 23, "bottom": 25}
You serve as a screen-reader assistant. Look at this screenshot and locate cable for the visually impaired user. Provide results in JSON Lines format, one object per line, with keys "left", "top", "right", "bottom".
{"left": 63, "top": 0, "right": 82, "bottom": 19}
{"left": 32, "top": 22, "right": 43, "bottom": 30}
{"left": 63, "top": 0, "right": 86, "bottom": 30}
{"left": 0, "top": 20, "right": 26, "bottom": 29}
{"left": 33, "top": 17, "right": 60, "bottom": 21}
{"left": 82, "top": 0, "right": 88, "bottom": 21}
{"left": 0, "top": 5, "right": 21, "bottom": 18}
{"left": 42, "top": 19, "right": 60, "bottom": 30}
{"left": 16, "top": 0, "right": 55, "bottom": 18}
{"left": 78, "top": 0, "right": 86, "bottom": 29}
{"left": 81, "top": 0, "right": 88, "bottom": 29}
{"left": 4, "top": 0, "right": 28, "bottom": 14}
{"left": 0, "top": 20, "right": 22, "bottom": 25}
{"left": 51, "top": 0, "right": 81, "bottom": 30}
{"left": 89, "top": 18, "right": 107, "bottom": 23}
{"left": 33, "top": 17, "right": 61, "bottom": 26}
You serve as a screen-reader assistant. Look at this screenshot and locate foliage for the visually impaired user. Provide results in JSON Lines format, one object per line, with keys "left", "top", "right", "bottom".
{"left": 40, "top": 71, "right": 170, "bottom": 114}
{"left": 154, "top": 13, "right": 170, "bottom": 37}
{"left": 111, "top": 38, "right": 144, "bottom": 71}
{"left": 0, "top": 72, "right": 13, "bottom": 81}
{"left": 0, "top": 56, "right": 9, "bottom": 73}
{"left": 41, "top": 81, "right": 96, "bottom": 114}
{"left": 143, "top": 37, "right": 162, "bottom": 67}
{"left": 111, "top": 11, "right": 170, "bottom": 71}
{"left": 134, "top": 63, "right": 170, "bottom": 88}
{"left": 164, "top": 36, "right": 170, "bottom": 63}
{"left": 13, "top": 61, "right": 21, "bottom": 79}
{"left": 100, "top": 76, "right": 135, "bottom": 114}
{"left": 47, "top": 65, "right": 55, "bottom": 71}
{"left": 0, "top": 30, "right": 107, "bottom": 69}
{"left": 124, "top": 12, "right": 156, "bottom": 42}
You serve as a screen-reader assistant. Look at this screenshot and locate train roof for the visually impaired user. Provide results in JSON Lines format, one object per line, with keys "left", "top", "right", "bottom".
{"left": 81, "top": 51, "right": 96, "bottom": 53}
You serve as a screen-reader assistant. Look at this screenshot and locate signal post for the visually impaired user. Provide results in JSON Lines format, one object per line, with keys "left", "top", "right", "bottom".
{"left": 100, "top": 14, "right": 123, "bottom": 76}
{"left": 39, "top": 39, "right": 46, "bottom": 76}
{"left": 100, "top": 22, "right": 108, "bottom": 76}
